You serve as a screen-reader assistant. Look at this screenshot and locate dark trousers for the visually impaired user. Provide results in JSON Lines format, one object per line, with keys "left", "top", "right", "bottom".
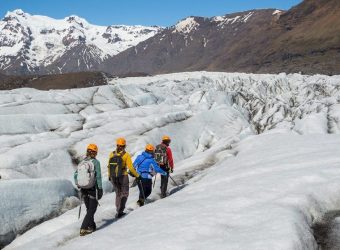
{"left": 160, "top": 166, "right": 169, "bottom": 198}
{"left": 138, "top": 178, "right": 152, "bottom": 201}
{"left": 81, "top": 189, "right": 98, "bottom": 230}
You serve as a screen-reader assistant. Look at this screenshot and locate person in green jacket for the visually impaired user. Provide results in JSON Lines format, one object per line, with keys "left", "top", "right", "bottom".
{"left": 74, "top": 144, "right": 103, "bottom": 236}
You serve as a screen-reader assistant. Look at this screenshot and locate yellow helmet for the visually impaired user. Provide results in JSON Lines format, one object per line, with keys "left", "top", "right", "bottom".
{"left": 87, "top": 144, "right": 98, "bottom": 152}
{"left": 116, "top": 137, "right": 126, "bottom": 146}
{"left": 145, "top": 144, "right": 155, "bottom": 151}
{"left": 162, "top": 135, "right": 171, "bottom": 141}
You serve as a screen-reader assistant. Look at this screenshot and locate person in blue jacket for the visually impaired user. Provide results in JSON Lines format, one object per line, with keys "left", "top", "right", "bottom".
{"left": 133, "top": 144, "right": 167, "bottom": 206}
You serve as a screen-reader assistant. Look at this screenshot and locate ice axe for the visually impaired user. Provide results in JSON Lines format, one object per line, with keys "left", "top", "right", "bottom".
{"left": 153, "top": 174, "right": 157, "bottom": 188}
{"left": 169, "top": 174, "right": 179, "bottom": 187}
{"left": 78, "top": 192, "right": 82, "bottom": 220}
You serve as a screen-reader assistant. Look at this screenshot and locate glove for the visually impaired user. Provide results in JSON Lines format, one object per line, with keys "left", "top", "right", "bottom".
{"left": 169, "top": 168, "right": 173, "bottom": 173}
{"left": 97, "top": 189, "right": 103, "bottom": 200}
{"left": 136, "top": 175, "right": 142, "bottom": 181}
{"left": 108, "top": 177, "right": 111, "bottom": 182}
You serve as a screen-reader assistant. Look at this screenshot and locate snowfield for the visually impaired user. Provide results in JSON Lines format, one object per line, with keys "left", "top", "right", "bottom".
{"left": 1, "top": 71, "right": 340, "bottom": 249}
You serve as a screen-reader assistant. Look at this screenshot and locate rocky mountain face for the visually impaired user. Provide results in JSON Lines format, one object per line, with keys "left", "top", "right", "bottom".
{"left": 258, "top": 0, "right": 340, "bottom": 75}
{"left": 104, "top": 10, "right": 278, "bottom": 75}
{"left": 105, "top": 0, "right": 340, "bottom": 75}
{"left": 0, "top": 71, "right": 112, "bottom": 90}
{"left": 0, "top": 9, "right": 161, "bottom": 75}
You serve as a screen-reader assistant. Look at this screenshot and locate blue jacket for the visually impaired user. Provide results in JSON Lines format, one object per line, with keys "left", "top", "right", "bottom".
{"left": 133, "top": 152, "right": 167, "bottom": 179}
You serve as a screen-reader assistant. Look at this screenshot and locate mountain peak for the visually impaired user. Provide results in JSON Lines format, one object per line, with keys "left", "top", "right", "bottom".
{"left": 10, "top": 9, "right": 25, "bottom": 16}
{"left": 64, "top": 15, "right": 89, "bottom": 27}
{"left": 4, "top": 9, "right": 28, "bottom": 20}
{"left": 173, "top": 17, "right": 200, "bottom": 34}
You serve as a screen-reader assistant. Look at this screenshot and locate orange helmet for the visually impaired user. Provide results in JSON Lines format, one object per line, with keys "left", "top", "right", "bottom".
{"left": 162, "top": 135, "right": 171, "bottom": 141}
{"left": 116, "top": 137, "right": 126, "bottom": 146}
{"left": 87, "top": 144, "right": 98, "bottom": 152}
{"left": 145, "top": 144, "right": 155, "bottom": 151}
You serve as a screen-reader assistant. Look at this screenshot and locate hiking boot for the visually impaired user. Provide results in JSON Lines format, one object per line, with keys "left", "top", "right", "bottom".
{"left": 80, "top": 228, "right": 93, "bottom": 236}
{"left": 115, "top": 212, "right": 126, "bottom": 219}
{"left": 137, "top": 199, "right": 144, "bottom": 206}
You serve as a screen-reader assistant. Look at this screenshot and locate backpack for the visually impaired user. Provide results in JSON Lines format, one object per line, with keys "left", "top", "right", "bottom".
{"left": 155, "top": 144, "right": 168, "bottom": 166}
{"left": 109, "top": 151, "right": 126, "bottom": 179}
{"left": 76, "top": 158, "right": 96, "bottom": 189}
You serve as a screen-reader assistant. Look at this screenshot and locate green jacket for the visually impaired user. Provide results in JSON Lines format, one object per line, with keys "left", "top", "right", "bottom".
{"left": 74, "top": 157, "right": 103, "bottom": 189}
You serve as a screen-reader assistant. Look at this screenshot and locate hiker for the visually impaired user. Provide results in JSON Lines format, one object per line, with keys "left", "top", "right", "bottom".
{"left": 133, "top": 144, "right": 167, "bottom": 206}
{"left": 108, "top": 137, "right": 140, "bottom": 218}
{"left": 155, "top": 135, "right": 174, "bottom": 198}
{"left": 74, "top": 144, "right": 103, "bottom": 236}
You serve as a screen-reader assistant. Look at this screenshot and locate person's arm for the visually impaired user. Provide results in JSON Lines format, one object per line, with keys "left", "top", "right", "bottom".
{"left": 94, "top": 159, "right": 103, "bottom": 189}
{"left": 107, "top": 152, "right": 113, "bottom": 179}
{"left": 152, "top": 160, "right": 167, "bottom": 176}
{"left": 166, "top": 147, "right": 174, "bottom": 169}
{"left": 126, "top": 153, "right": 140, "bottom": 177}
{"left": 133, "top": 156, "right": 141, "bottom": 172}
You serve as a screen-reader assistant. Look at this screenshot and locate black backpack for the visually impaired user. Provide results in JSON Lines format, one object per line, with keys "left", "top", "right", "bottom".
{"left": 109, "top": 151, "right": 126, "bottom": 179}
{"left": 155, "top": 144, "right": 168, "bottom": 166}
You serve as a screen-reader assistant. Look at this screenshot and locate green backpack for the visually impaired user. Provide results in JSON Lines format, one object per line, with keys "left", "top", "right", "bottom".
{"left": 155, "top": 144, "right": 168, "bottom": 166}
{"left": 109, "top": 151, "right": 126, "bottom": 179}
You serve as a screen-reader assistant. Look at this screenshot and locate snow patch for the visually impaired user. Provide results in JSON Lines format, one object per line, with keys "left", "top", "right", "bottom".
{"left": 273, "top": 10, "right": 283, "bottom": 15}
{"left": 173, "top": 17, "right": 199, "bottom": 34}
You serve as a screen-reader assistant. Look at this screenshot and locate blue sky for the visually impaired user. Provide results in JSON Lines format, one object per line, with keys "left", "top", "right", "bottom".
{"left": 0, "top": 0, "right": 302, "bottom": 27}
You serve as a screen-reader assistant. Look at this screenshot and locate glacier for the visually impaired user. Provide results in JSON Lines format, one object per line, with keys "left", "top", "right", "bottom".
{"left": 1, "top": 71, "right": 340, "bottom": 249}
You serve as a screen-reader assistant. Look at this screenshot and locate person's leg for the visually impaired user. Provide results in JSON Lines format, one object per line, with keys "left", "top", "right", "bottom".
{"left": 117, "top": 175, "right": 129, "bottom": 214}
{"left": 144, "top": 179, "right": 152, "bottom": 199}
{"left": 137, "top": 180, "right": 143, "bottom": 200}
{"left": 111, "top": 179, "right": 121, "bottom": 213}
{"left": 137, "top": 179, "right": 144, "bottom": 206}
{"left": 87, "top": 196, "right": 98, "bottom": 231}
{"left": 81, "top": 191, "right": 98, "bottom": 232}
{"left": 160, "top": 174, "right": 169, "bottom": 198}
{"left": 81, "top": 195, "right": 90, "bottom": 230}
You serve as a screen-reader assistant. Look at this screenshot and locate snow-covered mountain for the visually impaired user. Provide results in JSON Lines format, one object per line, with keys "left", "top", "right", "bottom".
{"left": 0, "top": 9, "right": 161, "bottom": 75}
{"left": 1, "top": 71, "right": 340, "bottom": 249}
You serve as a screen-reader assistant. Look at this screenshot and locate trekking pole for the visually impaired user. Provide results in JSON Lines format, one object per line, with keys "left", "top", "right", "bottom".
{"left": 96, "top": 189, "right": 100, "bottom": 207}
{"left": 78, "top": 191, "right": 82, "bottom": 220}
{"left": 139, "top": 180, "right": 147, "bottom": 205}
{"left": 153, "top": 174, "right": 157, "bottom": 188}
{"left": 169, "top": 175, "right": 179, "bottom": 187}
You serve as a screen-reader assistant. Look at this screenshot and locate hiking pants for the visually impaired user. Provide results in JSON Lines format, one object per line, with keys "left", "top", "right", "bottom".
{"left": 138, "top": 178, "right": 152, "bottom": 201}
{"left": 111, "top": 175, "right": 129, "bottom": 214}
{"left": 81, "top": 190, "right": 98, "bottom": 230}
{"left": 160, "top": 166, "right": 169, "bottom": 198}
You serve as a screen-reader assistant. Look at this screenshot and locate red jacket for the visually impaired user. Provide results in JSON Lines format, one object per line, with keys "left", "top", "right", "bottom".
{"left": 161, "top": 143, "right": 174, "bottom": 169}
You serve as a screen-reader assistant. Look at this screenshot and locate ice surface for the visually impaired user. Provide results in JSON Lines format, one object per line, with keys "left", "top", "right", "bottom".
{"left": 1, "top": 71, "right": 340, "bottom": 249}
{"left": 0, "top": 179, "right": 75, "bottom": 248}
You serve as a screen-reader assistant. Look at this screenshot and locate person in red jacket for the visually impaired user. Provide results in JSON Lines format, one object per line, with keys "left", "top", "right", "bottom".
{"left": 155, "top": 135, "right": 174, "bottom": 198}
